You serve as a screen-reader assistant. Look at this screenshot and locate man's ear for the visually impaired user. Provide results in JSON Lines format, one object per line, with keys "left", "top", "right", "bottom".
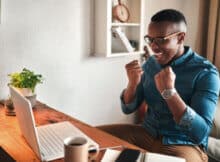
{"left": 177, "top": 32, "right": 185, "bottom": 44}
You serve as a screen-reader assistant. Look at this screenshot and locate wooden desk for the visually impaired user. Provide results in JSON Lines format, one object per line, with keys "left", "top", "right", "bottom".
{"left": 0, "top": 102, "right": 143, "bottom": 162}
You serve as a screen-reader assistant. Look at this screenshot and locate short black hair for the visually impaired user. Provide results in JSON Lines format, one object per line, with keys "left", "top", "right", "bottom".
{"left": 151, "top": 9, "right": 187, "bottom": 25}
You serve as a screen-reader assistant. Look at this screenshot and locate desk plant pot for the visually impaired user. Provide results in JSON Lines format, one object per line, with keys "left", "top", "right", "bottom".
{"left": 4, "top": 98, "right": 16, "bottom": 116}
{"left": 8, "top": 68, "right": 43, "bottom": 108}
{"left": 25, "top": 94, "right": 37, "bottom": 107}
{"left": 15, "top": 87, "right": 37, "bottom": 107}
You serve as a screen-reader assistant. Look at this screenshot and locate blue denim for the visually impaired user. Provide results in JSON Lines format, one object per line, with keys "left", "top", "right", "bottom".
{"left": 121, "top": 46, "right": 220, "bottom": 149}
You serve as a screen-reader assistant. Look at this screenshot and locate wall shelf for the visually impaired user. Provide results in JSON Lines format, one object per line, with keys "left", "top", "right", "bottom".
{"left": 106, "top": 51, "right": 145, "bottom": 57}
{"left": 111, "top": 23, "right": 141, "bottom": 27}
{"left": 94, "top": 0, "right": 145, "bottom": 57}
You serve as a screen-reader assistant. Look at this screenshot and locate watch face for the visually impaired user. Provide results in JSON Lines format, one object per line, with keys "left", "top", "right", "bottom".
{"left": 161, "top": 89, "right": 177, "bottom": 99}
{"left": 113, "top": 5, "right": 130, "bottom": 22}
{"left": 163, "top": 90, "right": 172, "bottom": 99}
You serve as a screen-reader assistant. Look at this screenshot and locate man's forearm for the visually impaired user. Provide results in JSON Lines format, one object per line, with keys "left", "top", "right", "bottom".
{"left": 123, "top": 84, "right": 137, "bottom": 104}
{"left": 165, "top": 93, "right": 186, "bottom": 123}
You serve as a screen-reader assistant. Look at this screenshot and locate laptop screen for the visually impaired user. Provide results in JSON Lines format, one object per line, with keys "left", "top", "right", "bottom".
{"left": 10, "top": 86, "right": 42, "bottom": 160}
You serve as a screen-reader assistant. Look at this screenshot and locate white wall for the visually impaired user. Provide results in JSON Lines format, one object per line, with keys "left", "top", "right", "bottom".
{"left": 0, "top": 0, "right": 138, "bottom": 125}
{"left": 0, "top": 0, "right": 205, "bottom": 126}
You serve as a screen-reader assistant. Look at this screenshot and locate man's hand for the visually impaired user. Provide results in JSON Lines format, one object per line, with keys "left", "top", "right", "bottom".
{"left": 154, "top": 66, "right": 176, "bottom": 93}
{"left": 123, "top": 60, "right": 143, "bottom": 104}
{"left": 125, "top": 60, "right": 143, "bottom": 88}
{"left": 155, "top": 66, "right": 187, "bottom": 123}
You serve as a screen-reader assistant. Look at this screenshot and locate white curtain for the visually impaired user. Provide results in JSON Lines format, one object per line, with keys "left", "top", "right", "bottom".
{"left": 206, "top": 0, "right": 220, "bottom": 70}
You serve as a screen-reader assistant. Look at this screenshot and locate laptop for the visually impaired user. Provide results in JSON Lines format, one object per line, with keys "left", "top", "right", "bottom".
{"left": 10, "top": 86, "right": 99, "bottom": 161}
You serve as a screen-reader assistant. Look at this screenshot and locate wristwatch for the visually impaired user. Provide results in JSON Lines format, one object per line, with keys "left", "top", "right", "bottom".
{"left": 161, "top": 88, "right": 177, "bottom": 100}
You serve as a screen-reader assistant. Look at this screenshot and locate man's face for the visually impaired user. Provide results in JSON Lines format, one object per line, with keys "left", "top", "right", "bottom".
{"left": 147, "top": 21, "right": 184, "bottom": 65}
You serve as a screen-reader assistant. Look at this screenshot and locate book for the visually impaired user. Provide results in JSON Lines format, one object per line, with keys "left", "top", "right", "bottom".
{"left": 112, "top": 27, "right": 135, "bottom": 53}
{"left": 101, "top": 148, "right": 186, "bottom": 162}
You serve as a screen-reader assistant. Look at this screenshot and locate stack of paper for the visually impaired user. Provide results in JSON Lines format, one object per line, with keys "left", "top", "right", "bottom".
{"left": 101, "top": 149, "right": 121, "bottom": 162}
{"left": 145, "top": 152, "right": 185, "bottom": 162}
{"left": 101, "top": 149, "right": 186, "bottom": 162}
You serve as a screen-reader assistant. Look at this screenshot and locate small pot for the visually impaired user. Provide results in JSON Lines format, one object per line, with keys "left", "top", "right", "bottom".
{"left": 25, "top": 94, "right": 37, "bottom": 107}
{"left": 13, "top": 87, "right": 37, "bottom": 107}
{"left": 15, "top": 88, "right": 34, "bottom": 97}
{"left": 5, "top": 99, "right": 16, "bottom": 116}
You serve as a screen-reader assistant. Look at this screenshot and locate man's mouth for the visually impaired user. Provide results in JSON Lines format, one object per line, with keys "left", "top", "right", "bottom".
{"left": 154, "top": 52, "right": 163, "bottom": 56}
{"left": 154, "top": 52, "right": 163, "bottom": 59}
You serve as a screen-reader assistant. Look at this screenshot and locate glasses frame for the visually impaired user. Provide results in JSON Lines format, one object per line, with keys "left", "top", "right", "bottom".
{"left": 144, "top": 31, "right": 183, "bottom": 45}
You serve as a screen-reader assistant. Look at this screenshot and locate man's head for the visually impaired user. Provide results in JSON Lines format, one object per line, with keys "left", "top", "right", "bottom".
{"left": 145, "top": 9, "right": 187, "bottom": 65}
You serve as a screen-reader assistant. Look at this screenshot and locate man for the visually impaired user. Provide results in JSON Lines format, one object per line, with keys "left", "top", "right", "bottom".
{"left": 98, "top": 9, "right": 220, "bottom": 162}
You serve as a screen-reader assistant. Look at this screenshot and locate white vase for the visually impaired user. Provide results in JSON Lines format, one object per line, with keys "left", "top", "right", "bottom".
{"left": 25, "top": 94, "right": 37, "bottom": 107}
{"left": 15, "top": 88, "right": 33, "bottom": 97}
{"left": 14, "top": 87, "right": 37, "bottom": 107}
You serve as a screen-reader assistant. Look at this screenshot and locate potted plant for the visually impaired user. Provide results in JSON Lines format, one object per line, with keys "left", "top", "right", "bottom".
{"left": 8, "top": 68, "right": 43, "bottom": 107}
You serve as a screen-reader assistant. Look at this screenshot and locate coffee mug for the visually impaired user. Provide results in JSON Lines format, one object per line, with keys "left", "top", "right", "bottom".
{"left": 64, "top": 136, "right": 98, "bottom": 162}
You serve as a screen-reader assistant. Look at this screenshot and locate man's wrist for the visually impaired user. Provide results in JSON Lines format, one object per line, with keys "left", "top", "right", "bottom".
{"left": 123, "top": 84, "right": 137, "bottom": 104}
{"left": 161, "top": 88, "right": 177, "bottom": 100}
{"left": 127, "top": 83, "right": 138, "bottom": 91}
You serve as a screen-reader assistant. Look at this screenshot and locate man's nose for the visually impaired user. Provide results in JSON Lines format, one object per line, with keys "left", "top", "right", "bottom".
{"left": 150, "top": 41, "right": 160, "bottom": 52}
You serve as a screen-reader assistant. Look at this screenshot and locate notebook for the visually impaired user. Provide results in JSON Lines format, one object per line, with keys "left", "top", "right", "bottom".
{"left": 10, "top": 86, "right": 99, "bottom": 161}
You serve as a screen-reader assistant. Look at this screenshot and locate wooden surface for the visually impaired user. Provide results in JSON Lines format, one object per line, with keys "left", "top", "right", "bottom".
{"left": 0, "top": 102, "right": 144, "bottom": 162}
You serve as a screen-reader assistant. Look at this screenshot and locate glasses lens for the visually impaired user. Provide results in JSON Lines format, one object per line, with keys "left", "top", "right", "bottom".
{"left": 154, "top": 38, "right": 166, "bottom": 44}
{"left": 144, "top": 36, "right": 153, "bottom": 44}
{"left": 144, "top": 36, "right": 169, "bottom": 45}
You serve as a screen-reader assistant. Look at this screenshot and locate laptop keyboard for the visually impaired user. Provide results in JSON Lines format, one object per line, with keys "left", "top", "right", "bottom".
{"left": 36, "top": 121, "right": 99, "bottom": 160}
{"left": 38, "top": 125, "right": 64, "bottom": 156}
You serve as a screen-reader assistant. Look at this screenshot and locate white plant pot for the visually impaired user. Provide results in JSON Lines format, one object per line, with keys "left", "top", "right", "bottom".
{"left": 15, "top": 88, "right": 34, "bottom": 97}
{"left": 14, "top": 87, "right": 37, "bottom": 107}
{"left": 25, "top": 94, "right": 37, "bottom": 107}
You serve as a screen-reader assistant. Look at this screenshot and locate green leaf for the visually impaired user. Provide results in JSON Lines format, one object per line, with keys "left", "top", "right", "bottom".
{"left": 8, "top": 68, "right": 44, "bottom": 93}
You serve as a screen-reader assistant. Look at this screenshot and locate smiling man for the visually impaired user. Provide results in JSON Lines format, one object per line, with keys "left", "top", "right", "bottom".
{"left": 98, "top": 9, "right": 220, "bottom": 162}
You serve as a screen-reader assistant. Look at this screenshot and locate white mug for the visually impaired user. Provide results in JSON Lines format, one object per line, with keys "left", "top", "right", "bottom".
{"left": 64, "top": 136, "right": 98, "bottom": 162}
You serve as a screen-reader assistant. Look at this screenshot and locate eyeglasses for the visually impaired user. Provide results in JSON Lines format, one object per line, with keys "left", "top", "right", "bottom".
{"left": 144, "top": 31, "right": 183, "bottom": 45}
